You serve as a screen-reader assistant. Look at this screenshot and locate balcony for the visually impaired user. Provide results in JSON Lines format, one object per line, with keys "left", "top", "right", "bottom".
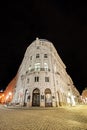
{"left": 26, "top": 68, "right": 50, "bottom": 74}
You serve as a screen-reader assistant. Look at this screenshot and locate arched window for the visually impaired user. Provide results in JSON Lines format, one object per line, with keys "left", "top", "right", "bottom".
{"left": 45, "top": 88, "right": 52, "bottom": 107}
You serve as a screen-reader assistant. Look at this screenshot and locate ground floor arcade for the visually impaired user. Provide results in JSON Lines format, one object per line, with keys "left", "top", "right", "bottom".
{"left": 15, "top": 87, "right": 75, "bottom": 107}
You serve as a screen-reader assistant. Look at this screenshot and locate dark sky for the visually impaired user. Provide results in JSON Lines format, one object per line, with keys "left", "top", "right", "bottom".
{"left": 0, "top": 1, "right": 87, "bottom": 94}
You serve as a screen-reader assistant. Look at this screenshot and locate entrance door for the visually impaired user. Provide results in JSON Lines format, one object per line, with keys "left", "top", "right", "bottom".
{"left": 45, "top": 88, "right": 52, "bottom": 107}
{"left": 32, "top": 88, "right": 40, "bottom": 106}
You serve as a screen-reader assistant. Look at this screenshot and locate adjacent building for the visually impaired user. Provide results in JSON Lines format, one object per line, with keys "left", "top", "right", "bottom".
{"left": 81, "top": 88, "right": 87, "bottom": 104}
{"left": 0, "top": 91, "right": 4, "bottom": 104}
{"left": 12, "top": 38, "right": 80, "bottom": 107}
{"left": 0, "top": 76, "right": 17, "bottom": 104}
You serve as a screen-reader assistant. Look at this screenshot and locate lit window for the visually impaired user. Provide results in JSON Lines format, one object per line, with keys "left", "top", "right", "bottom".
{"left": 28, "top": 65, "right": 31, "bottom": 72}
{"left": 35, "top": 63, "right": 40, "bottom": 71}
{"left": 45, "top": 77, "right": 49, "bottom": 82}
{"left": 36, "top": 54, "right": 40, "bottom": 58}
{"left": 44, "top": 54, "right": 48, "bottom": 58}
{"left": 44, "top": 63, "right": 48, "bottom": 71}
{"left": 35, "top": 77, "right": 39, "bottom": 82}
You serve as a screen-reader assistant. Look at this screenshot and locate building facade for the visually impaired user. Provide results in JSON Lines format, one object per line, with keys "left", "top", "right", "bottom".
{"left": 12, "top": 38, "right": 80, "bottom": 107}
{"left": 81, "top": 88, "right": 87, "bottom": 104}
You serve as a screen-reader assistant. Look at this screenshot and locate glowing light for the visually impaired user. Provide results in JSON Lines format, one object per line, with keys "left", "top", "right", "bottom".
{"left": 2, "top": 94, "right": 4, "bottom": 97}
{"left": 6, "top": 95, "right": 9, "bottom": 100}
{"left": 71, "top": 95, "right": 76, "bottom": 106}
{"left": 9, "top": 92, "right": 12, "bottom": 96}
{"left": 68, "top": 92, "right": 71, "bottom": 96}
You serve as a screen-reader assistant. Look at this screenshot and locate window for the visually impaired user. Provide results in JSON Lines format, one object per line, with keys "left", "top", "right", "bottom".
{"left": 45, "top": 77, "right": 49, "bottom": 82}
{"left": 21, "top": 75, "right": 24, "bottom": 80}
{"left": 35, "top": 76, "right": 39, "bottom": 82}
{"left": 27, "top": 78, "right": 29, "bottom": 83}
{"left": 30, "top": 56, "right": 32, "bottom": 60}
{"left": 36, "top": 54, "right": 40, "bottom": 58}
{"left": 37, "top": 46, "right": 40, "bottom": 49}
{"left": 28, "top": 65, "right": 31, "bottom": 72}
{"left": 44, "top": 63, "right": 48, "bottom": 71}
{"left": 44, "top": 54, "right": 48, "bottom": 58}
{"left": 35, "top": 63, "right": 40, "bottom": 71}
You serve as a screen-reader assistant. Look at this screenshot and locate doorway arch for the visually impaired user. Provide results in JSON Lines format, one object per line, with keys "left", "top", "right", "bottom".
{"left": 45, "top": 88, "right": 52, "bottom": 107}
{"left": 32, "top": 88, "right": 40, "bottom": 106}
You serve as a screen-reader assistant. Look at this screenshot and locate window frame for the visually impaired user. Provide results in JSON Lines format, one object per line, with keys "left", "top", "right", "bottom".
{"left": 36, "top": 53, "right": 40, "bottom": 58}
{"left": 35, "top": 76, "right": 39, "bottom": 82}
{"left": 44, "top": 54, "right": 48, "bottom": 58}
{"left": 45, "top": 77, "right": 49, "bottom": 82}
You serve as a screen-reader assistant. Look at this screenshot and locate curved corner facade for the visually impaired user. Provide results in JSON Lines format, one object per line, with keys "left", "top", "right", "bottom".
{"left": 12, "top": 38, "right": 80, "bottom": 107}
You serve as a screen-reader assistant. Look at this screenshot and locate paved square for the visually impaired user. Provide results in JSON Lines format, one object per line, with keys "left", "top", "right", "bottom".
{"left": 0, "top": 105, "right": 87, "bottom": 130}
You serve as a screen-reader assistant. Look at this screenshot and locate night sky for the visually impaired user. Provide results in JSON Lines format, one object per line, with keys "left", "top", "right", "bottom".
{"left": 0, "top": 1, "right": 87, "bottom": 94}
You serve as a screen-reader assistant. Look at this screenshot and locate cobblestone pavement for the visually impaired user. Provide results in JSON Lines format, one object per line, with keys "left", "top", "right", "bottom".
{"left": 0, "top": 105, "right": 87, "bottom": 130}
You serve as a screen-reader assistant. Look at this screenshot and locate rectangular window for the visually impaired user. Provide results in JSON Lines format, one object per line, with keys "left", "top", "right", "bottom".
{"left": 27, "top": 78, "right": 29, "bottom": 83}
{"left": 45, "top": 77, "right": 49, "bottom": 82}
{"left": 35, "top": 76, "right": 39, "bottom": 82}
{"left": 37, "top": 46, "right": 40, "bottom": 49}
{"left": 44, "top": 54, "right": 48, "bottom": 58}
{"left": 36, "top": 54, "right": 40, "bottom": 58}
{"left": 30, "top": 56, "right": 32, "bottom": 60}
{"left": 44, "top": 63, "right": 48, "bottom": 71}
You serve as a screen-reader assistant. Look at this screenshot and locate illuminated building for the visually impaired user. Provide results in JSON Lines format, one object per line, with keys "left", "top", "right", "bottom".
{"left": 12, "top": 38, "right": 80, "bottom": 107}
{"left": 81, "top": 88, "right": 87, "bottom": 104}
{"left": 3, "top": 76, "right": 17, "bottom": 104}
{"left": 0, "top": 91, "right": 4, "bottom": 104}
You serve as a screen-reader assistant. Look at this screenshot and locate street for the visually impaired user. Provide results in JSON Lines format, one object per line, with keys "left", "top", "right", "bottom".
{"left": 0, "top": 105, "right": 87, "bottom": 130}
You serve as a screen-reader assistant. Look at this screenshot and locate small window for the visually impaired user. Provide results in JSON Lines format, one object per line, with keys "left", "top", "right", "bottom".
{"left": 45, "top": 77, "right": 49, "bottom": 82}
{"left": 27, "top": 78, "right": 29, "bottom": 83}
{"left": 35, "top": 76, "right": 39, "bottom": 82}
{"left": 30, "top": 56, "right": 32, "bottom": 60}
{"left": 37, "top": 46, "right": 40, "bottom": 49}
{"left": 36, "top": 54, "right": 40, "bottom": 58}
{"left": 44, "top": 54, "right": 48, "bottom": 58}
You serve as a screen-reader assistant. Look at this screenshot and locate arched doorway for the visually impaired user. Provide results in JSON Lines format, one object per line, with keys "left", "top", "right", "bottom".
{"left": 45, "top": 88, "right": 52, "bottom": 107}
{"left": 24, "top": 89, "right": 29, "bottom": 106}
{"left": 32, "top": 88, "right": 40, "bottom": 106}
